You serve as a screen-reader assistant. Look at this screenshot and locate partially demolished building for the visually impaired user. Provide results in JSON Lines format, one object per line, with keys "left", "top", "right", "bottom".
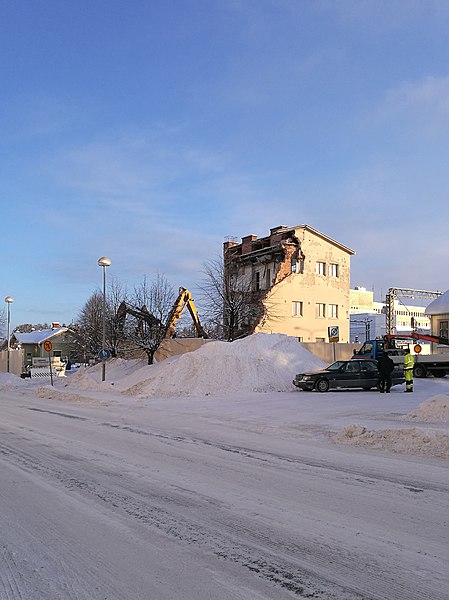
{"left": 223, "top": 225, "right": 355, "bottom": 341}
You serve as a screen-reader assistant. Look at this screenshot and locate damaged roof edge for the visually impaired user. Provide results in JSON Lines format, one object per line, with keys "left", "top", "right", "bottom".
{"left": 229, "top": 224, "right": 355, "bottom": 257}
{"left": 296, "top": 224, "right": 355, "bottom": 256}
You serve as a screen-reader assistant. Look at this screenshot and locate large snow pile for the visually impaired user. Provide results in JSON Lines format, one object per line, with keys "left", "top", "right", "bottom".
{"left": 65, "top": 334, "right": 325, "bottom": 397}
{"left": 402, "top": 395, "right": 449, "bottom": 423}
{"left": 335, "top": 424, "right": 449, "bottom": 459}
{"left": 66, "top": 358, "right": 147, "bottom": 391}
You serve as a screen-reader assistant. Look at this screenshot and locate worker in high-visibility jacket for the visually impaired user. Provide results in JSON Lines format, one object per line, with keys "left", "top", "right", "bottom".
{"left": 403, "top": 347, "right": 414, "bottom": 392}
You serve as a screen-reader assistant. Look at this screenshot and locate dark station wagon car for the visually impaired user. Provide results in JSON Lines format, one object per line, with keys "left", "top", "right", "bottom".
{"left": 293, "top": 359, "right": 405, "bottom": 392}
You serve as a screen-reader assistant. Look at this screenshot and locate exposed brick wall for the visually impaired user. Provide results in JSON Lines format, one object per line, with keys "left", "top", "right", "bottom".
{"left": 273, "top": 244, "right": 298, "bottom": 285}
{"left": 241, "top": 234, "right": 257, "bottom": 254}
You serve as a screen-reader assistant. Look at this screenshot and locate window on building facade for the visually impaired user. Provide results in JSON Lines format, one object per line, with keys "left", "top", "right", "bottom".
{"left": 291, "top": 255, "right": 305, "bottom": 274}
{"left": 254, "top": 271, "right": 260, "bottom": 291}
{"left": 329, "top": 263, "right": 339, "bottom": 277}
{"left": 439, "top": 320, "right": 449, "bottom": 339}
{"left": 316, "top": 303, "right": 326, "bottom": 318}
{"left": 316, "top": 261, "right": 326, "bottom": 276}
{"left": 328, "top": 304, "right": 338, "bottom": 318}
{"left": 292, "top": 301, "right": 303, "bottom": 317}
{"left": 266, "top": 268, "right": 271, "bottom": 289}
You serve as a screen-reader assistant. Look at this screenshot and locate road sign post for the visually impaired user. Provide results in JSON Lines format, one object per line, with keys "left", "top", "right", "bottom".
{"left": 328, "top": 326, "right": 340, "bottom": 361}
{"left": 43, "top": 340, "right": 54, "bottom": 386}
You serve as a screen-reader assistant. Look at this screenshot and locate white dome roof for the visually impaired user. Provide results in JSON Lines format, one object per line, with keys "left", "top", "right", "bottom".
{"left": 425, "top": 290, "right": 449, "bottom": 315}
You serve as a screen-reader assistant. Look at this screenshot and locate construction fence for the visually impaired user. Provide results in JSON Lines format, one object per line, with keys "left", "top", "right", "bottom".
{"left": 301, "top": 341, "right": 362, "bottom": 363}
{"left": 0, "top": 349, "right": 24, "bottom": 376}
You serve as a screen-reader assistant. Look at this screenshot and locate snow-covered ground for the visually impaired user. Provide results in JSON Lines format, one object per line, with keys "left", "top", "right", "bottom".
{"left": 1, "top": 333, "right": 449, "bottom": 599}
{"left": 3, "top": 333, "right": 449, "bottom": 460}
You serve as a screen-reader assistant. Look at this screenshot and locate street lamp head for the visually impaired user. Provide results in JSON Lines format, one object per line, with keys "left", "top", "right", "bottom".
{"left": 5, "top": 296, "right": 14, "bottom": 304}
{"left": 97, "top": 256, "right": 111, "bottom": 268}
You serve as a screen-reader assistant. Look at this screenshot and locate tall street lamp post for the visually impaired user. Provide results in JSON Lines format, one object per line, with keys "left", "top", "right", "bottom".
{"left": 5, "top": 296, "right": 14, "bottom": 373}
{"left": 97, "top": 257, "right": 111, "bottom": 382}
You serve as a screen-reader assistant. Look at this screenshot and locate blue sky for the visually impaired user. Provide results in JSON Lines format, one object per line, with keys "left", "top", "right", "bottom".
{"left": 2, "top": 0, "right": 449, "bottom": 328}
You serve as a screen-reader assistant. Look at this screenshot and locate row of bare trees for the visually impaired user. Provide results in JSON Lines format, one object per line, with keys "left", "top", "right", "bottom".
{"left": 73, "top": 274, "right": 175, "bottom": 364}
{"left": 76, "top": 257, "right": 267, "bottom": 363}
{"left": 6, "top": 257, "right": 270, "bottom": 364}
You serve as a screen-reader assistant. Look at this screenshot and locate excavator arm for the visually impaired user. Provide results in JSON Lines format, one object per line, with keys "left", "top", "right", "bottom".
{"left": 117, "top": 288, "right": 207, "bottom": 342}
{"left": 116, "top": 302, "right": 164, "bottom": 336}
{"left": 164, "top": 287, "right": 207, "bottom": 339}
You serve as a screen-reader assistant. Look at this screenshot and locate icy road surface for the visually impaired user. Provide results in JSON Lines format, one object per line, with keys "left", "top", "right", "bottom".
{"left": 1, "top": 382, "right": 449, "bottom": 599}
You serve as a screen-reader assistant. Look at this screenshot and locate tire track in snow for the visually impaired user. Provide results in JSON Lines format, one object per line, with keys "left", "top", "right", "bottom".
{"left": 100, "top": 420, "right": 449, "bottom": 494}
{"left": 0, "top": 547, "right": 25, "bottom": 600}
{"left": 1, "top": 434, "right": 443, "bottom": 600}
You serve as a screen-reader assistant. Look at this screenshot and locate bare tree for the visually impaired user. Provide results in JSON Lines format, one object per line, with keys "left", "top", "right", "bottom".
{"left": 76, "top": 291, "right": 105, "bottom": 362}
{"left": 75, "top": 277, "right": 129, "bottom": 362}
{"left": 199, "top": 257, "right": 266, "bottom": 341}
{"left": 121, "top": 274, "right": 176, "bottom": 364}
{"left": 107, "top": 276, "right": 129, "bottom": 356}
{"left": 0, "top": 307, "right": 6, "bottom": 340}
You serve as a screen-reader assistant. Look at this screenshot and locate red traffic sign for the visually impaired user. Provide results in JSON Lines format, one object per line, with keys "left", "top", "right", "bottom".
{"left": 43, "top": 340, "right": 53, "bottom": 352}
{"left": 414, "top": 344, "right": 422, "bottom": 354}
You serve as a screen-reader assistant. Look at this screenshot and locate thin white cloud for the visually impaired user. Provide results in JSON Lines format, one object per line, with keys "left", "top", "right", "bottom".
{"left": 373, "top": 76, "right": 449, "bottom": 140}
{"left": 47, "top": 131, "right": 227, "bottom": 200}
{"left": 384, "top": 76, "right": 449, "bottom": 115}
{"left": 309, "top": 0, "right": 449, "bottom": 34}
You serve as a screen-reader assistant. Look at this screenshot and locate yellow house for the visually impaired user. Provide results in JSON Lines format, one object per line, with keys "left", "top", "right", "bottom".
{"left": 224, "top": 225, "right": 354, "bottom": 342}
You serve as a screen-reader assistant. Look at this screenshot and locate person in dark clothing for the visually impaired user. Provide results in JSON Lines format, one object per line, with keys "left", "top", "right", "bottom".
{"left": 377, "top": 352, "right": 395, "bottom": 393}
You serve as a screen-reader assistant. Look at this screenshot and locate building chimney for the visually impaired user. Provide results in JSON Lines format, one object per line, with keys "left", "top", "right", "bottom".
{"left": 223, "top": 240, "right": 238, "bottom": 253}
{"left": 241, "top": 234, "right": 257, "bottom": 254}
{"left": 270, "top": 225, "right": 288, "bottom": 246}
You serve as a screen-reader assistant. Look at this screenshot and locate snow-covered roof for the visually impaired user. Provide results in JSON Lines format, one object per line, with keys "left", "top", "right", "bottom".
{"left": 13, "top": 327, "right": 69, "bottom": 345}
{"left": 425, "top": 290, "right": 449, "bottom": 315}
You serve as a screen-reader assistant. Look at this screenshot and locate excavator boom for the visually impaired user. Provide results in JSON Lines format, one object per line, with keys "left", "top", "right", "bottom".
{"left": 116, "top": 287, "right": 207, "bottom": 355}
{"left": 164, "top": 287, "right": 207, "bottom": 339}
{"left": 384, "top": 333, "right": 449, "bottom": 347}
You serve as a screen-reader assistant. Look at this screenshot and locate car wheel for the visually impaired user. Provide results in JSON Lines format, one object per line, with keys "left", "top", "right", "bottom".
{"left": 315, "top": 378, "right": 329, "bottom": 392}
{"left": 362, "top": 387, "right": 372, "bottom": 391}
{"left": 414, "top": 364, "right": 427, "bottom": 378}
